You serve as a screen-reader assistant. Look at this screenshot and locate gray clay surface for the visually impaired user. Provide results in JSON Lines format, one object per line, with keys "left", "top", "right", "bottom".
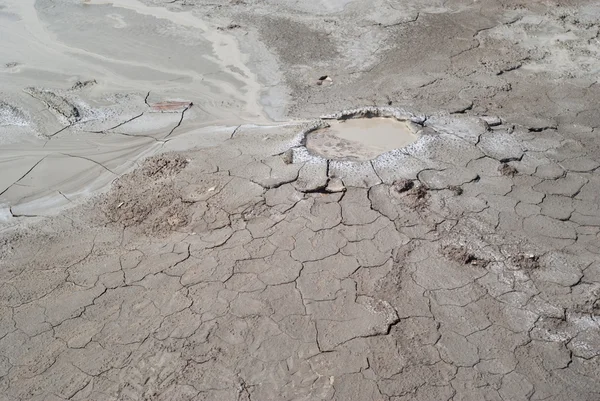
{"left": 1, "top": 0, "right": 599, "bottom": 400}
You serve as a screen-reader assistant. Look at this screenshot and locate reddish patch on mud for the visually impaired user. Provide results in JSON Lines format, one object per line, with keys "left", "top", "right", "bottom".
{"left": 149, "top": 101, "right": 193, "bottom": 112}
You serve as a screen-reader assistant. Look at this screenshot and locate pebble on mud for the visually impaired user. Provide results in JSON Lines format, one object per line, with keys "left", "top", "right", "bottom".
{"left": 480, "top": 116, "right": 502, "bottom": 126}
{"left": 316, "top": 75, "right": 333, "bottom": 86}
{"left": 326, "top": 177, "right": 346, "bottom": 193}
{"left": 281, "top": 149, "right": 294, "bottom": 164}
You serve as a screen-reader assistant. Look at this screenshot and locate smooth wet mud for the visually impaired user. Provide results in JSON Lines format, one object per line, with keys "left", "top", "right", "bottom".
{"left": 2, "top": 0, "right": 264, "bottom": 121}
{"left": 306, "top": 118, "right": 419, "bottom": 161}
{"left": 0, "top": 0, "right": 270, "bottom": 218}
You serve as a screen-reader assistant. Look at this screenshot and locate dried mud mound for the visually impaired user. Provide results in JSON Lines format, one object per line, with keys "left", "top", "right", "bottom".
{"left": 99, "top": 153, "right": 190, "bottom": 234}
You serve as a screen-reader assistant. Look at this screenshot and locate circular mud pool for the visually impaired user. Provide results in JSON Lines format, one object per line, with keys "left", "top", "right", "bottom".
{"left": 306, "top": 117, "right": 419, "bottom": 161}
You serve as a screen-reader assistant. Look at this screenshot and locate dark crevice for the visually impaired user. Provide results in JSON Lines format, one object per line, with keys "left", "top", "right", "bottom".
{"left": 0, "top": 156, "right": 47, "bottom": 197}
{"left": 91, "top": 112, "right": 145, "bottom": 134}
{"left": 164, "top": 105, "right": 191, "bottom": 139}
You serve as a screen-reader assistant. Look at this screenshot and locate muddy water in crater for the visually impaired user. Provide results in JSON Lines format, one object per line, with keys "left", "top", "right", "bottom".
{"left": 307, "top": 118, "right": 419, "bottom": 161}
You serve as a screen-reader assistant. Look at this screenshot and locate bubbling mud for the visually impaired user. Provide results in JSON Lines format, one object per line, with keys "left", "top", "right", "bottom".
{"left": 306, "top": 117, "right": 419, "bottom": 161}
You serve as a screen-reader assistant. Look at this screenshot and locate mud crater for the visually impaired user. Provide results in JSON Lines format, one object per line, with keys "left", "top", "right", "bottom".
{"left": 306, "top": 117, "right": 420, "bottom": 161}
{"left": 300, "top": 108, "right": 425, "bottom": 162}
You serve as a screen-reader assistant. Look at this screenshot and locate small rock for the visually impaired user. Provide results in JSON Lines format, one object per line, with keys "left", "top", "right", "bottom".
{"left": 326, "top": 177, "right": 346, "bottom": 193}
{"left": 480, "top": 116, "right": 502, "bottom": 126}
{"left": 281, "top": 149, "right": 294, "bottom": 164}
{"left": 316, "top": 75, "right": 333, "bottom": 86}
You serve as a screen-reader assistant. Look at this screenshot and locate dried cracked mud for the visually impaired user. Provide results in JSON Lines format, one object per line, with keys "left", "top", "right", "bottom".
{"left": 2, "top": 113, "right": 600, "bottom": 400}
{"left": 1, "top": 0, "right": 600, "bottom": 400}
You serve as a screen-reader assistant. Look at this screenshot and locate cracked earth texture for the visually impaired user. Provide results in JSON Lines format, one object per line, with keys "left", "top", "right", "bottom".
{"left": 2, "top": 111, "right": 600, "bottom": 400}
{"left": 1, "top": 0, "right": 600, "bottom": 400}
